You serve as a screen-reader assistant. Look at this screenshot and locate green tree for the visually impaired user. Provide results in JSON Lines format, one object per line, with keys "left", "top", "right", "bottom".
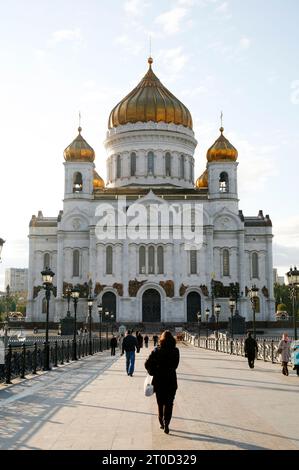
{"left": 274, "top": 283, "right": 292, "bottom": 314}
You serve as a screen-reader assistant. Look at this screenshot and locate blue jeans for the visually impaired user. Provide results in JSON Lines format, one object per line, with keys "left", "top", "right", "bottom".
{"left": 126, "top": 351, "right": 135, "bottom": 375}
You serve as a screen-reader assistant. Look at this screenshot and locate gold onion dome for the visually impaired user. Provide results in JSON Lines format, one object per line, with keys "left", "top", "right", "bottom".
{"left": 196, "top": 169, "right": 208, "bottom": 189}
{"left": 108, "top": 57, "right": 193, "bottom": 129}
{"left": 207, "top": 127, "right": 238, "bottom": 162}
{"left": 64, "top": 127, "right": 95, "bottom": 162}
{"left": 93, "top": 170, "right": 105, "bottom": 190}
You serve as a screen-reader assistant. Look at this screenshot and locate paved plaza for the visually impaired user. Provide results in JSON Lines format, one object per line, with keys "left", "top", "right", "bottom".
{"left": 0, "top": 342, "right": 299, "bottom": 450}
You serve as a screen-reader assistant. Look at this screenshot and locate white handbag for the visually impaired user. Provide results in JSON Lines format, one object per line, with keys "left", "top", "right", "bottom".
{"left": 144, "top": 374, "right": 154, "bottom": 397}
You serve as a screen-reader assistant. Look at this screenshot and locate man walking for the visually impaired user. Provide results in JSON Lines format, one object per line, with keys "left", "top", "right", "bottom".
{"left": 121, "top": 330, "right": 139, "bottom": 376}
{"left": 110, "top": 335, "right": 117, "bottom": 356}
{"left": 244, "top": 331, "right": 258, "bottom": 368}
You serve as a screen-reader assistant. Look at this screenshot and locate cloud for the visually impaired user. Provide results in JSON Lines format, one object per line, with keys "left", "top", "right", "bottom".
{"left": 273, "top": 243, "right": 299, "bottom": 276}
{"left": 115, "top": 34, "right": 143, "bottom": 55}
{"left": 157, "top": 47, "right": 190, "bottom": 78}
{"left": 155, "top": 7, "right": 188, "bottom": 35}
{"left": 274, "top": 216, "right": 299, "bottom": 248}
{"left": 48, "top": 28, "right": 83, "bottom": 47}
{"left": 216, "top": 1, "right": 229, "bottom": 12}
{"left": 124, "top": 0, "right": 150, "bottom": 17}
{"left": 239, "top": 37, "right": 251, "bottom": 50}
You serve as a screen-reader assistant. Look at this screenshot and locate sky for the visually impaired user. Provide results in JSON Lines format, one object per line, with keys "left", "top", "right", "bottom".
{"left": 0, "top": 0, "right": 299, "bottom": 289}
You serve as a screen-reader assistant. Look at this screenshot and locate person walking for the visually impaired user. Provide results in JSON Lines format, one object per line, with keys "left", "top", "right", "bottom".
{"left": 145, "top": 330, "right": 180, "bottom": 435}
{"left": 144, "top": 335, "right": 149, "bottom": 348}
{"left": 110, "top": 335, "right": 117, "bottom": 356}
{"left": 152, "top": 334, "right": 158, "bottom": 347}
{"left": 244, "top": 332, "right": 258, "bottom": 368}
{"left": 121, "top": 330, "right": 139, "bottom": 376}
{"left": 277, "top": 333, "right": 291, "bottom": 376}
{"left": 137, "top": 331, "right": 143, "bottom": 351}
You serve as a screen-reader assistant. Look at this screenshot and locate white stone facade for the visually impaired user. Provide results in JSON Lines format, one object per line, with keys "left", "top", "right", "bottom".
{"left": 26, "top": 120, "right": 275, "bottom": 324}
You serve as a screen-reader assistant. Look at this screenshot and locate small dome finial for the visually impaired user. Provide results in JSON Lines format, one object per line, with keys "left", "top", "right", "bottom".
{"left": 78, "top": 111, "right": 82, "bottom": 133}
{"left": 148, "top": 56, "right": 153, "bottom": 67}
{"left": 220, "top": 111, "right": 224, "bottom": 133}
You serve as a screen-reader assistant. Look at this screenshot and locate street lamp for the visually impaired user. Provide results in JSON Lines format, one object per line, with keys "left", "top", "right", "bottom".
{"left": 0, "top": 238, "right": 5, "bottom": 262}
{"left": 215, "top": 303, "right": 221, "bottom": 339}
{"left": 229, "top": 297, "right": 236, "bottom": 340}
{"left": 205, "top": 308, "right": 210, "bottom": 339}
{"left": 249, "top": 285, "right": 259, "bottom": 339}
{"left": 197, "top": 312, "right": 201, "bottom": 347}
{"left": 71, "top": 285, "right": 80, "bottom": 360}
{"left": 111, "top": 314, "right": 115, "bottom": 335}
{"left": 97, "top": 304, "right": 103, "bottom": 352}
{"left": 286, "top": 266, "right": 299, "bottom": 340}
{"left": 41, "top": 267, "right": 55, "bottom": 370}
{"left": 64, "top": 284, "right": 72, "bottom": 317}
{"left": 87, "top": 296, "right": 94, "bottom": 355}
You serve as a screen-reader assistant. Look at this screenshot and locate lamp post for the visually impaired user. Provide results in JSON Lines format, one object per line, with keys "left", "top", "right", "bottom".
{"left": 197, "top": 312, "right": 201, "bottom": 347}
{"left": 97, "top": 304, "right": 103, "bottom": 352}
{"left": 249, "top": 285, "right": 259, "bottom": 339}
{"left": 205, "top": 308, "right": 210, "bottom": 339}
{"left": 286, "top": 266, "right": 299, "bottom": 340}
{"left": 65, "top": 284, "right": 72, "bottom": 317}
{"left": 71, "top": 286, "right": 80, "bottom": 360}
{"left": 87, "top": 296, "right": 94, "bottom": 355}
{"left": 105, "top": 311, "right": 110, "bottom": 349}
{"left": 41, "top": 267, "right": 55, "bottom": 371}
{"left": 215, "top": 303, "right": 221, "bottom": 339}
{"left": 111, "top": 314, "right": 115, "bottom": 335}
{"left": 229, "top": 297, "right": 236, "bottom": 340}
{"left": 0, "top": 238, "right": 5, "bottom": 262}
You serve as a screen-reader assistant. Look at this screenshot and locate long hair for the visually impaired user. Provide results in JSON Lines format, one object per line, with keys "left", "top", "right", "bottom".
{"left": 159, "top": 330, "right": 176, "bottom": 349}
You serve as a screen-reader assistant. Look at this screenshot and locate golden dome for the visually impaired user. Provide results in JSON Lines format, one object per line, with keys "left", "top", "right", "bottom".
{"left": 64, "top": 127, "right": 95, "bottom": 162}
{"left": 93, "top": 170, "right": 105, "bottom": 190}
{"left": 207, "top": 127, "right": 238, "bottom": 162}
{"left": 196, "top": 169, "right": 208, "bottom": 189}
{"left": 108, "top": 58, "right": 193, "bottom": 129}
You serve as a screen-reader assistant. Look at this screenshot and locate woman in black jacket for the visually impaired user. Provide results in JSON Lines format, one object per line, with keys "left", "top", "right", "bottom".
{"left": 144, "top": 330, "right": 180, "bottom": 434}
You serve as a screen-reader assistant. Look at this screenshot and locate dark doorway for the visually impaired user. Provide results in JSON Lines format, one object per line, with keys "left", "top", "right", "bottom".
{"left": 102, "top": 292, "right": 116, "bottom": 322}
{"left": 142, "top": 289, "right": 161, "bottom": 322}
{"left": 187, "top": 292, "right": 201, "bottom": 322}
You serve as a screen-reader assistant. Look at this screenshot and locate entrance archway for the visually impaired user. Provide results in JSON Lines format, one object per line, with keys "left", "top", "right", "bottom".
{"left": 102, "top": 292, "right": 116, "bottom": 322}
{"left": 142, "top": 289, "right": 161, "bottom": 322}
{"left": 187, "top": 291, "right": 201, "bottom": 322}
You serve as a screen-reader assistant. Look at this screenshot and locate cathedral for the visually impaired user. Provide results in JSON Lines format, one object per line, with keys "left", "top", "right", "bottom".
{"left": 26, "top": 58, "right": 275, "bottom": 324}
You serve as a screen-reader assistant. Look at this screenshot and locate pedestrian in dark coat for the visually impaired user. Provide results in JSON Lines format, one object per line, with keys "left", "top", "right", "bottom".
{"left": 110, "top": 335, "right": 117, "bottom": 356}
{"left": 144, "top": 335, "right": 149, "bottom": 348}
{"left": 244, "top": 332, "right": 258, "bottom": 368}
{"left": 144, "top": 330, "right": 180, "bottom": 434}
{"left": 136, "top": 332, "right": 143, "bottom": 351}
{"left": 152, "top": 334, "right": 158, "bottom": 347}
{"left": 121, "top": 330, "right": 139, "bottom": 376}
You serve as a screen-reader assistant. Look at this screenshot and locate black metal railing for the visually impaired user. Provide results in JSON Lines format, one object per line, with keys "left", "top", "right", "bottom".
{"left": 0, "top": 337, "right": 107, "bottom": 385}
{"left": 184, "top": 332, "right": 282, "bottom": 364}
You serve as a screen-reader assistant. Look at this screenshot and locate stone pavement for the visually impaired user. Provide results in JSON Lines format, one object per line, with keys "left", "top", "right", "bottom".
{"left": 0, "top": 343, "right": 299, "bottom": 450}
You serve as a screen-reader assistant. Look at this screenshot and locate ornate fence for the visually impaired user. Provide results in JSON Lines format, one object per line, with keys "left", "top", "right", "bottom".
{"left": 0, "top": 337, "right": 106, "bottom": 385}
{"left": 184, "top": 332, "right": 281, "bottom": 364}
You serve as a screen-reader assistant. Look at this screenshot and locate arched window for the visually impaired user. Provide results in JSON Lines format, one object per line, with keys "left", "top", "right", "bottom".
{"left": 180, "top": 155, "right": 185, "bottom": 179}
{"left": 43, "top": 253, "right": 50, "bottom": 269}
{"left": 148, "top": 246, "right": 155, "bottom": 274}
{"left": 42, "top": 298, "right": 47, "bottom": 314}
{"left": 73, "top": 250, "right": 80, "bottom": 277}
{"left": 130, "top": 152, "right": 136, "bottom": 176}
{"left": 116, "top": 155, "right": 121, "bottom": 178}
{"left": 219, "top": 172, "right": 229, "bottom": 193}
{"left": 223, "top": 249, "right": 230, "bottom": 276}
{"left": 252, "top": 252, "right": 259, "bottom": 278}
{"left": 189, "top": 161, "right": 193, "bottom": 182}
{"left": 73, "top": 172, "right": 83, "bottom": 193}
{"left": 165, "top": 153, "right": 171, "bottom": 176}
{"left": 139, "top": 246, "right": 146, "bottom": 274}
{"left": 190, "top": 250, "right": 197, "bottom": 274}
{"left": 148, "top": 151, "right": 154, "bottom": 175}
{"left": 106, "top": 246, "right": 113, "bottom": 274}
{"left": 109, "top": 159, "right": 112, "bottom": 183}
{"left": 157, "top": 246, "right": 164, "bottom": 274}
